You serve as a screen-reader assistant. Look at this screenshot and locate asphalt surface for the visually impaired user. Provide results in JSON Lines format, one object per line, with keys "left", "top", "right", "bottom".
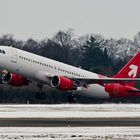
{"left": 0, "top": 118, "right": 140, "bottom": 127}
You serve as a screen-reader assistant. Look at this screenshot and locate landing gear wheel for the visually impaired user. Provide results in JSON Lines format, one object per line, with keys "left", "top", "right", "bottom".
{"left": 35, "top": 84, "right": 46, "bottom": 100}
{"left": 35, "top": 92, "right": 46, "bottom": 100}
{"left": 68, "top": 94, "right": 77, "bottom": 103}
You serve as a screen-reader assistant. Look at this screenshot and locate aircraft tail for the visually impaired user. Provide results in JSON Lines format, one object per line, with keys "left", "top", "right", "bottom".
{"left": 114, "top": 53, "right": 140, "bottom": 87}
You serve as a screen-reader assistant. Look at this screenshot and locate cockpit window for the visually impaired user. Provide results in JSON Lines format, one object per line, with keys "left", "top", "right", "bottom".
{"left": 0, "top": 50, "right": 6, "bottom": 54}
{"left": 2, "top": 50, "right": 5, "bottom": 54}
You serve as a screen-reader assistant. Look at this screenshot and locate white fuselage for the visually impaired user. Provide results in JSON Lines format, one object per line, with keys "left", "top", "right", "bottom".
{"left": 0, "top": 46, "right": 109, "bottom": 98}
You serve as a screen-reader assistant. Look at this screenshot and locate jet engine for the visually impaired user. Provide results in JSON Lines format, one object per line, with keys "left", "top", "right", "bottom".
{"left": 2, "top": 70, "right": 29, "bottom": 86}
{"left": 51, "top": 76, "right": 77, "bottom": 91}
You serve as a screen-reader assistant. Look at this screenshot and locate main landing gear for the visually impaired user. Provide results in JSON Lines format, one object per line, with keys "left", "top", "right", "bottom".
{"left": 35, "top": 84, "right": 46, "bottom": 100}
{"left": 67, "top": 92, "right": 77, "bottom": 103}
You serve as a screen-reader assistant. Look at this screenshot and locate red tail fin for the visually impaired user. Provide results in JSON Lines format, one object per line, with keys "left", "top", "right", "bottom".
{"left": 114, "top": 53, "right": 140, "bottom": 87}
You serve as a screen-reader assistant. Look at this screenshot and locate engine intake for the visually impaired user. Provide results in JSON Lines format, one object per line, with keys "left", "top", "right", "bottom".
{"left": 51, "top": 76, "right": 77, "bottom": 91}
{"left": 2, "top": 71, "right": 29, "bottom": 86}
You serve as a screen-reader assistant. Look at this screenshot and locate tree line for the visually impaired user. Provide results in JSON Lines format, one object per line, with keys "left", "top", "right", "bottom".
{"left": 0, "top": 29, "right": 140, "bottom": 103}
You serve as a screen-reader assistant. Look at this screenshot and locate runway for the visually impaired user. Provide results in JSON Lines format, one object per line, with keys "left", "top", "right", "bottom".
{"left": 1, "top": 117, "right": 140, "bottom": 127}
{"left": 0, "top": 104, "right": 140, "bottom": 127}
{"left": 0, "top": 104, "right": 140, "bottom": 139}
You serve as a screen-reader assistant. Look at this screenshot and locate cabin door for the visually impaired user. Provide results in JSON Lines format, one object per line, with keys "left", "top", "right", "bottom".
{"left": 11, "top": 47, "right": 17, "bottom": 63}
{"left": 11, "top": 47, "right": 20, "bottom": 72}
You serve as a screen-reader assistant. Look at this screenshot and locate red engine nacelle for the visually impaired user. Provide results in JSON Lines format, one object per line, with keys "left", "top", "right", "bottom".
{"left": 2, "top": 72, "right": 29, "bottom": 86}
{"left": 51, "top": 76, "right": 77, "bottom": 91}
{"left": 105, "top": 83, "right": 136, "bottom": 98}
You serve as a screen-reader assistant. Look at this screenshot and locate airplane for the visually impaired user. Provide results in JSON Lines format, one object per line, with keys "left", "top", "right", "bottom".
{"left": 0, "top": 45, "right": 140, "bottom": 101}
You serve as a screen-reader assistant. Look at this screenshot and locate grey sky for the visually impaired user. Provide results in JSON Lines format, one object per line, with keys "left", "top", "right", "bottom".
{"left": 0, "top": 0, "right": 140, "bottom": 40}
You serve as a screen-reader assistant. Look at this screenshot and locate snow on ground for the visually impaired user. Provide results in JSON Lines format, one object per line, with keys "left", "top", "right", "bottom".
{"left": 0, "top": 127, "right": 140, "bottom": 140}
{"left": 0, "top": 104, "right": 140, "bottom": 139}
{"left": 0, "top": 104, "right": 140, "bottom": 118}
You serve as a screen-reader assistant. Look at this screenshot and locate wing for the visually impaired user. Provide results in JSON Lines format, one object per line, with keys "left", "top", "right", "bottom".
{"left": 73, "top": 77, "right": 140, "bottom": 84}
{"left": 29, "top": 70, "right": 140, "bottom": 86}
{"left": 70, "top": 77, "right": 140, "bottom": 87}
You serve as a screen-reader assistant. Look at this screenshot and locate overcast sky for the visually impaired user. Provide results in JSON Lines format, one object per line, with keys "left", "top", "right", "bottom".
{"left": 0, "top": 0, "right": 140, "bottom": 40}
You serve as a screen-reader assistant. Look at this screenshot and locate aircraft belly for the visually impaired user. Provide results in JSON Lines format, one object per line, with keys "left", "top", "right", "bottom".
{"left": 77, "top": 84, "right": 109, "bottom": 98}
{"left": 34, "top": 71, "right": 51, "bottom": 84}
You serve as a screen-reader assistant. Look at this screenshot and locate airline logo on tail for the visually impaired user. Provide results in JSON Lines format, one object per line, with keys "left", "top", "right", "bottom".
{"left": 114, "top": 53, "right": 140, "bottom": 87}
{"left": 128, "top": 64, "right": 138, "bottom": 78}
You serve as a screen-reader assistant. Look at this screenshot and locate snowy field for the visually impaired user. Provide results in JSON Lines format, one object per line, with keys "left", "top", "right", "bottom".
{"left": 0, "top": 104, "right": 140, "bottom": 139}
{"left": 0, "top": 104, "right": 140, "bottom": 118}
{"left": 0, "top": 127, "right": 140, "bottom": 140}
